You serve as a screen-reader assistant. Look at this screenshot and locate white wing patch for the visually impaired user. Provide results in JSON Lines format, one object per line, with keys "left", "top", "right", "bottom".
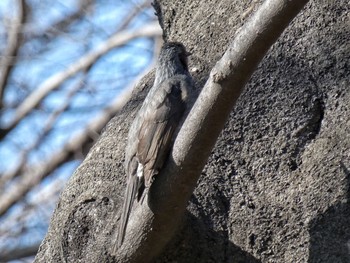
{"left": 137, "top": 162, "right": 144, "bottom": 178}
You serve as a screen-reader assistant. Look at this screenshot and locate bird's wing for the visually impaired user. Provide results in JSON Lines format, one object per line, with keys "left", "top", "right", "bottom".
{"left": 136, "top": 78, "right": 186, "bottom": 187}
{"left": 114, "top": 161, "right": 141, "bottom": 250}
{"left": 115, "top": 77, "right": 189, "bottom": 251}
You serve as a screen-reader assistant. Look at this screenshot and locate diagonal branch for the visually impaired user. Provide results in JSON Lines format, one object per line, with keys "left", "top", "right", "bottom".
{"left": 114, "top": 0, "right": 310, "bottom": 261}
{"left": 25, "top": 0, "right": 94, "bottom": 41}
{"left": 0, "top": 243, "right": 39, "bottom": 262}
{"left": 0, "top": 0, "right": 26, "bottom": 109}
{"left": 0, "top": 22, "right": 161, "bottom": 140}
{"left": 115, "top": 0, "right": 152, "bottom": 32}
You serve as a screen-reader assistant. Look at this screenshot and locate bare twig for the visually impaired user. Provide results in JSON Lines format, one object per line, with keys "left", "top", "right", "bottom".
{"left": 0, "top": 0, "right": 26, "bottom": 109}
{"left": 0, "top": 22, "right": 161, "bottom": 139}
{"left": 25, "top": 0, "right": 94, "bottom": 41}
{"left": 115, "top": 0, "right": 152, "bottom": 32}
{"left": 0, "top": 243, "right": 39, "bottom": 262}
{"left": 114, "top": 0, "right": 310, "bottom": 261}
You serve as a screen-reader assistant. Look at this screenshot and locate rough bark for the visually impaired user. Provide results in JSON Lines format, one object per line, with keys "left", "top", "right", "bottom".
{"left": 35, "top": 0, "right": 349, "bottom": 262}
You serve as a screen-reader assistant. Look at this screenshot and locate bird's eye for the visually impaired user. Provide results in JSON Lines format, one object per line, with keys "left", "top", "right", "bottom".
{"left": 170, "top": 85, "right": 181, "bottom": 97}
{"left": 179, "top": 55, "right": 188, "bottom": 70}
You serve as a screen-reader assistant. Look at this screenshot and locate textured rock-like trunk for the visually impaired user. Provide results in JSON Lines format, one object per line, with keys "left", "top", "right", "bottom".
{"left": 35, "top": 0, "right": 349, "bottom": 262}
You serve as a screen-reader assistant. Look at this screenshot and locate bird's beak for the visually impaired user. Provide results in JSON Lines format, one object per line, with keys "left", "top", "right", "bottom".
{"left": 186, "top": 51, "right": 192, "bottom": 56}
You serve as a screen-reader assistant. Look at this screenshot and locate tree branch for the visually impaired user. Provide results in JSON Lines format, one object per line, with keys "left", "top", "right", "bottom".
{"left": 0, "top": 0, "right": 26, "bottom": 109}
{"left": 25, "top": 0, "right": 94, "bottom": 41}
{"left": 114, "top": 0, "right": 310, "bottom": 261}
{"left": 0, "top": 243, "right": 39, "bottom": 262}
{"left": 115, "top": 0, "right": 152, "bottom": 32}
{"left": 0, "top": 22, "right": 161, "bottom": 140}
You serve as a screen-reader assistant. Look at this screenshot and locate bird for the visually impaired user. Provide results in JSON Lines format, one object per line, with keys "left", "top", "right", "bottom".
{"left": 112, "top": 42, "right": 193, "bottom": 252}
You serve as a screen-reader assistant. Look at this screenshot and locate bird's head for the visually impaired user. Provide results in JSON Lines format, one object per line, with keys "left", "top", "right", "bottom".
{"left": 159, "top": 42, "right": 191, "bottom": 72}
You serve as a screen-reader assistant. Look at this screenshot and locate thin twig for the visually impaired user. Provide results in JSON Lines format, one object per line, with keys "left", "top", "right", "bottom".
{"left": 0, "top": 0, "right": 26, "bottom": 109}
{"left": 25, "top": 0, "right": 94, "bottom": 41}
{"left": 115, "top": 0, "right": 152, "bottom": 32}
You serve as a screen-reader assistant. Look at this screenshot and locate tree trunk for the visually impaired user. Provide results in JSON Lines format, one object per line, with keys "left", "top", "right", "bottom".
{"left": 35, "top": 0, "right": 350, "bottom": 262}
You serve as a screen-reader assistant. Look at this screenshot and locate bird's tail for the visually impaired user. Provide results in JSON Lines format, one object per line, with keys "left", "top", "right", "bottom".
{"left": 112, "top": 175, "right": 140, "bottom": 254}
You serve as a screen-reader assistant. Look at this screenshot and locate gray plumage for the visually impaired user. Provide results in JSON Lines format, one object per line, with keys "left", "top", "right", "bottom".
{"left": 112, "top": 42, "right": 193, "bottom": 252}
